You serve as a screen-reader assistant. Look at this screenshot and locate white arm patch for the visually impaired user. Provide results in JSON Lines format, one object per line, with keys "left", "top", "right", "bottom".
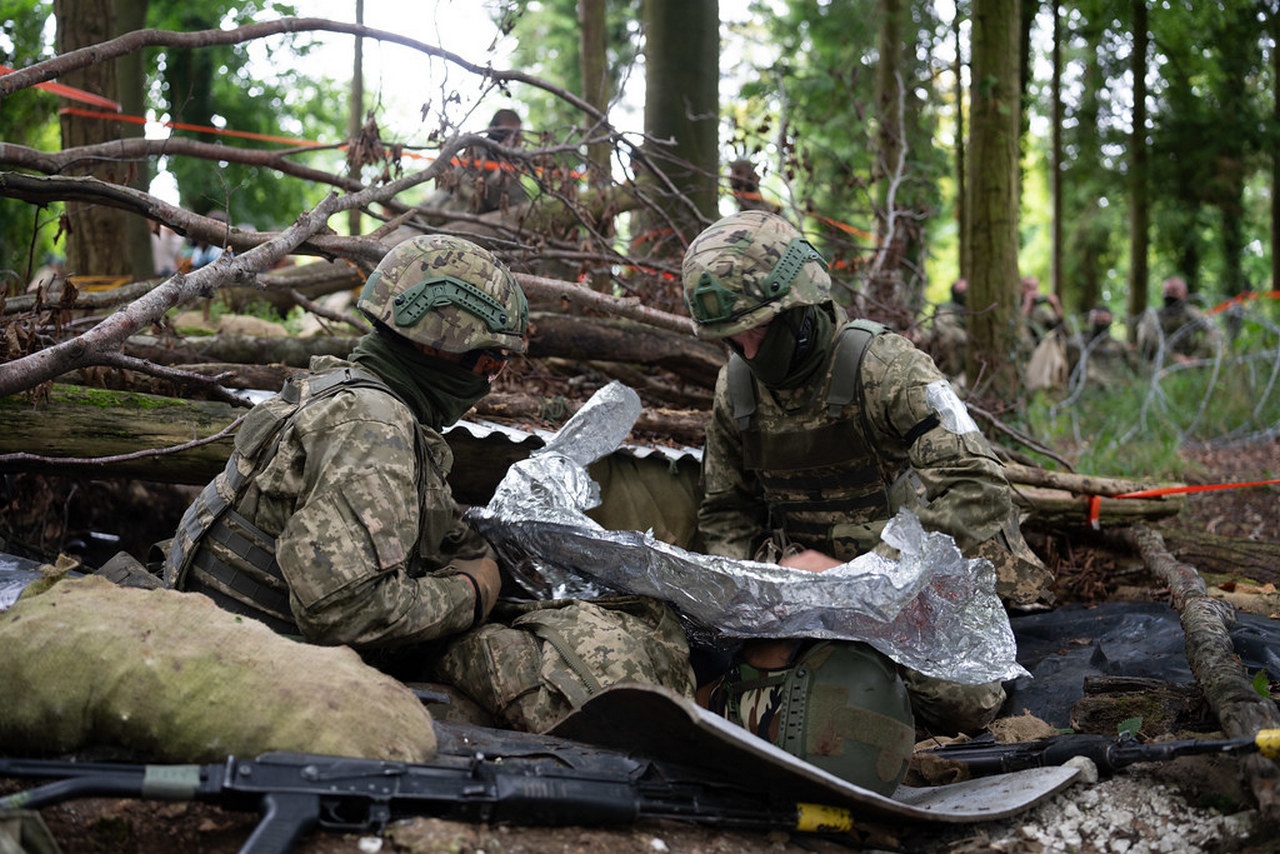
{"left": 925, "top": 380, "right": 980, "bottom": 435}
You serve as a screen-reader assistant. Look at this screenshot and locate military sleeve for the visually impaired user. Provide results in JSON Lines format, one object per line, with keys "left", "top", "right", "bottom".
{"left": 697, "top": 366, "right": 769, "bottom": 560}
{"left": 859, "top": 334, "right": 1012, "bottom": 551}
{"left": 264, "top": 389, "right": 484, "bottom": 648}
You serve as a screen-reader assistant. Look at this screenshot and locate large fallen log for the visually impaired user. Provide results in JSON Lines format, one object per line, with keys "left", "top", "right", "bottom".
{"left": 120, "top": 310, "right": 724, "bottom": 388}
{"left": 8, "top": 378, "right": 1200, "bottom": 530}
{"left": 1010, "top": 484, "right": 1184, "bottom": 529}
{"left": 1123, "top": 524, "right": 1280, "bottom": 822}
{"left": 0, "top": 385, "right": 704, "bottom": 510}
{"left": 1157, "top": 528, "right": 1280, "bottom": 586}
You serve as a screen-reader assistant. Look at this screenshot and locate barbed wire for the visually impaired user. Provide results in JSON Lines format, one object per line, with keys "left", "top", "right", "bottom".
{"left": 1043, "top": 302, "right": 1280, "bottom": 456}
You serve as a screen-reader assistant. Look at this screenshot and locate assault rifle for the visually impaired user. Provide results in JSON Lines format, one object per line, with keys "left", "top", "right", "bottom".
{"left": 923, "top": 728, "right": 1280, "bottom": 777}
{"left": 0, "top": 724, "right": 855, "bottom": 854}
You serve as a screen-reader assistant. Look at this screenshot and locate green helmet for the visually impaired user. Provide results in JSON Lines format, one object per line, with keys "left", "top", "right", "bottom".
{"left": 682, "top": 211, "right": 831, "bottom": 340}
{"left": 358, "top": 234, "right": 528, "bottom": 354}
{"left": 712, "top": 641, "right": 915, "bottom": 796}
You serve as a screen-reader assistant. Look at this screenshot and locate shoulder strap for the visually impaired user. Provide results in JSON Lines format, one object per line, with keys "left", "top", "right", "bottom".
{"left": 825, "top": 320, "right": 887, "bottom": 418}
{"left": 727, "top": 353, "right": 757, "bottom": 432}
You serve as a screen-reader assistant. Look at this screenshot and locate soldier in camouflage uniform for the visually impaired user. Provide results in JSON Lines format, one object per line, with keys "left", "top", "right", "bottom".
{"left": 1137, "top": 275, "right": 1222, "bottom": 364}
{"left": 922, "top": 278, "right": 968, "bottom": 381}
{"left": 167, "top": 234, "right": 694, "bottom": 732}
{"left": 424, "top": 109, "right": 530, "bottom": 217}
{"left": 1068, "top": 305, "right": 1140, "bottom": 390}
{"left": 682, "top": 211, "right": 1053, "bottom": 736}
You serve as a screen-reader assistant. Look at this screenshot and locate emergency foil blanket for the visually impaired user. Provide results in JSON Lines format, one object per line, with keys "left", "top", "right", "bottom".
{"left": 467, "top": 382, "right": 1027, "bottom": 685}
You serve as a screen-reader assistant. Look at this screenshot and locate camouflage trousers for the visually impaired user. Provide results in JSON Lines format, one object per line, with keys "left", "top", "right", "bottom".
{"left": 433, "top": 596, "right": 696, "bottom": 733}
{"left": 902, "top": 668, "right": 1006, "bottom": 735}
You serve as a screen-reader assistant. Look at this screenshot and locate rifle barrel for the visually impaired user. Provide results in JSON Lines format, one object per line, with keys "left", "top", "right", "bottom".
{"left": 925, "top": 728, "right": 1280, "bottom": 778}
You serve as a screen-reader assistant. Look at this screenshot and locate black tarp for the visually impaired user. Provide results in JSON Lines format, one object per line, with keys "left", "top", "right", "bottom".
{"left": 1005, "top": 601, "right": 1280, "bottom": 728}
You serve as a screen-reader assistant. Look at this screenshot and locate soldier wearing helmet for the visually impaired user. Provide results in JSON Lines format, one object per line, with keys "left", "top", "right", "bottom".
{"left": 166, "top": 234, "right": 526, "bottom": 656}
{"left": 683, "top": 211, "right": 1052, "bottom": 741}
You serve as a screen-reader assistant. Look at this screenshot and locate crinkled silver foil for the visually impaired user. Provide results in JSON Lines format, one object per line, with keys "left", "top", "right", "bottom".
{"left": 467, "top": 381, "right": 1028, "bottom": 684}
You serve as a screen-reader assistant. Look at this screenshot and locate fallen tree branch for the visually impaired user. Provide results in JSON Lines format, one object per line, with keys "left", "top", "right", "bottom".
{"left": 1123, "top": 524, "right": 1280, "bottom": 822}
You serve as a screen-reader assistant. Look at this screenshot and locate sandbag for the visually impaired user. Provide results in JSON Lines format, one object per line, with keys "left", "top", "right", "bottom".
{"left": 0, "top": 574, "right": 436, "bottom": 763}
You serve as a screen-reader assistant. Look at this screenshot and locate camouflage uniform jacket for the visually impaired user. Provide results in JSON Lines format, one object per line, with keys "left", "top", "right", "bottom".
{"left": 699, "top": 324, "right": 1049, "bottom": 604}
{"left": 924, "top": 300, "right": 967, "bottom": 379}
{"left": 166, "top": 355, "right": 490, "bottom": 648}
{"left": 1150, "top": 302, "right": 1221, "bottom": 361}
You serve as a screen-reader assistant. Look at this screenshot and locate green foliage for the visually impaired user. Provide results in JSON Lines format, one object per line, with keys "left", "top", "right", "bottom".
{"left": 1117, "top": 717, "right": 1142, "bottom": 738}
{"left": 1252, "top": 669, "right": 1271, "bottom": 700}
{"left": 735, "top": 0, "right": 948, "bottom": 282}
{"left": 147, "top": 0, "right": 345, "bottom": 229}
{"left": 505, "top": 0, "right": 643, "bottom": 141}
{"left": 0, "top": 0, "right": 61, "bottom": 285}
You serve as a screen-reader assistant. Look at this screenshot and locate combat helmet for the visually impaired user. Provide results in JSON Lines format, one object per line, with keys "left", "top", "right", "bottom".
{"left": 359, "top": 234, "right": 528, "bottom": 354}
{"left": 682, "top": 210, "right": 831, "bottom": 340}
{"left": 709, "top": 640, "right": 915, "bottom": 796}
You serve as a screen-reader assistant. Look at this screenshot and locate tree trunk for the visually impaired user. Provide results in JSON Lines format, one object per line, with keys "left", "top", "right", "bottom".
{"left": 1127, "top": 0, "right": 1149, "bottom": 343}
{"left": 113, "top": 0, "right": 152, "bottom": 281}
{"left": 965, "top": 0, "right": 1022, "bottom": 400}
{"left": 634, "top": 0, "right": 720, "bottom": 299}
{"left": 1049, "top": 3, "right": 1062, "bottom": 305}
{"left": 55, "top": 0, "right": 131, "bottom": 278}
{"left": 579, "top": 0, "right": 610, "bottom": 189}
{"left": 1157, "top": 528, "right": 1280, "bottom": 586}
{"left": 953, "top": 7, "right": 968, "bottom": 281}
{"left": 869, "top": 0, "right": 905, "bottom": 312}
{"left": 346, "top": 0, "right": 365, "bottom": 238}
{"left": 1273, "top": 4, "right": 1280, "bottom": 313}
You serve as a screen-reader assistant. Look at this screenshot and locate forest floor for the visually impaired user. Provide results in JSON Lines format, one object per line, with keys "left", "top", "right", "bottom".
{"left": 2, "top": 437, "right": 1279, "bottom": 854}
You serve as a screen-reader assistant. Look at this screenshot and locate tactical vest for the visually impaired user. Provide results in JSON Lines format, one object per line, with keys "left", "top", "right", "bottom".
{"left": 727, "top": 320, "right": 923, "bottom": 560}
{"left": 165, "top": 367, "right": 422, "bottom": 634}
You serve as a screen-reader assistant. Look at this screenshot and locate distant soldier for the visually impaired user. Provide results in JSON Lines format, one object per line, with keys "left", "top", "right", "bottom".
{"left": 1068, "top": 305, "right": 1139, "bottom": 389}
{"left": 1137, "top": 276, "right": 1222, "bottom": 364}
{"left": 728, "top": 158, "right": 781, "bottom": 214}
{"left": 426, "top": 108, "right": 530, "bottom": 216}
{"left": 923, "top": 278, "right": 968, "bottom": 380}
{"left": 1020, "top": 275, "right": 1063, "bottom": 347}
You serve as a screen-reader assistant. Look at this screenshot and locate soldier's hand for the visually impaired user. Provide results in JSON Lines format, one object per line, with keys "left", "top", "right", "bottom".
{"left": 454, "top": 557, "right": 501, "bottom": 624}
{"left": 778, "top": 549, "right": 842, "bottom": 573}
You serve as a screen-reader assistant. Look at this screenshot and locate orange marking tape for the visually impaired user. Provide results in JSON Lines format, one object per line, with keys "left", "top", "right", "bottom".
{"left": 1, "top": 64, "right": 122, "bottom": 111}
{"left": 1209, "top": 290, "right": 1280, "bottom": 315}
{"left": 1087, "top": 477, "right": 1280, "bottom": 529}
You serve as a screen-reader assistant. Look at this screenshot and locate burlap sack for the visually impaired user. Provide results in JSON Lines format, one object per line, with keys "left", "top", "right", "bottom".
{"left": 0, "top": 575, "right": 435, "bottom": 762}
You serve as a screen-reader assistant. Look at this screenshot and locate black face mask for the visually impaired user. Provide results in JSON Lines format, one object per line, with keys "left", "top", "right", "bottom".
{"left": 741, "top": 305, "right": 832, "bottom": 389}
{"left": 1164, "top": 296, "right": 1182, "bottom": 309}
{"left": 1091, "top": 324, "right": 1111, "bottom": 340}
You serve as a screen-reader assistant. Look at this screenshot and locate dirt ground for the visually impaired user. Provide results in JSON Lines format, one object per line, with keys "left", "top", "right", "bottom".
{"left": 2, "top": 437, "right": 1278, "bottom": 853}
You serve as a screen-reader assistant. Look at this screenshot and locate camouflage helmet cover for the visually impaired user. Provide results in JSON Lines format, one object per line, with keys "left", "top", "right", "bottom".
{"left": 713, "top": 640, "right": 914, "bottom": 796}
{"left": 779, "top": 641, "right": 915, "bottom": 795}
{"left": 682, "top": 210, "right": 832, "bottom": 340}
{"left": 359, "top": 234, "right": 528, "bottom": 354}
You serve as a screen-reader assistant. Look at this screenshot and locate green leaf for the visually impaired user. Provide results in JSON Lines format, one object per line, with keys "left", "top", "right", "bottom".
{"left": 1117, "top": 717, "right": 1142, "bottom": 737}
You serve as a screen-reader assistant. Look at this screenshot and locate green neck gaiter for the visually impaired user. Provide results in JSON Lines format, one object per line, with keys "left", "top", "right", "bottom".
{"left": 744, "top": 305, "right": 834, "bottom": 390}
{"left": 349, "top": 331, "right": 491, "bottom": 431}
